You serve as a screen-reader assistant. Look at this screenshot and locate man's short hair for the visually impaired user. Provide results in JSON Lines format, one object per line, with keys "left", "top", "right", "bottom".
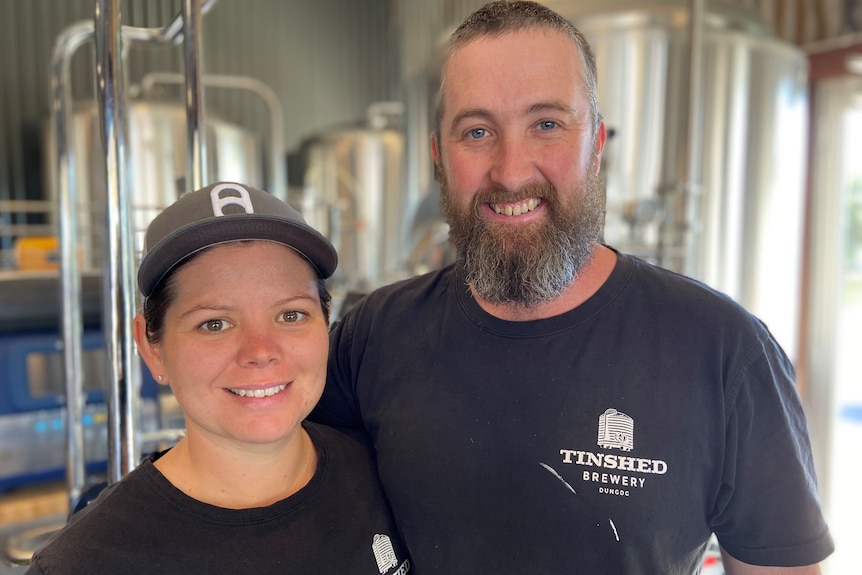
{"left": 436, "top": 1, "right": 601, "bottom": 137}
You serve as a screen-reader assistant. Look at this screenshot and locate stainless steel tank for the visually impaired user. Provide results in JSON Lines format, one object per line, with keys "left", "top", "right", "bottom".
{"left": 299, "top": 104, "right": 407, "bottom": 292}
{"left": 44, "top": 101, "right": 264, "bottom": 272}
{"left": 545, "top": 0, "right": 809, "bottom": 357}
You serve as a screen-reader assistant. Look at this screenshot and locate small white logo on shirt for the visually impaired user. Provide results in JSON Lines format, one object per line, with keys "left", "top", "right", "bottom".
{"left": 372, "top": 534, "right": 398, "bottom": 573}
{"left": 597, "top": 408, "right": 634, "bottom": 451}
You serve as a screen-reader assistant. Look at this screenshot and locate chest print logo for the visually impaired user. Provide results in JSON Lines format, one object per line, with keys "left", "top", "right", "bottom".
{"left": 540, "top": 408, "right": 671, "bottom": 542}
{"left": 372, "top": 534, "right": 411, "bottom": 574}
{"left": 597, "top": 408, "right": 634, "bottom": 451}
{"left": 551, "top": 407, "right": 669, "bottom": 498}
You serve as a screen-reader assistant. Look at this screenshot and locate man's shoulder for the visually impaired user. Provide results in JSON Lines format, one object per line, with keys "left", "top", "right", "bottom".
{"left": 304, "top": 421, "right": 373, "bottom": 460}
{"left": 619, "top": 252, "right": 747, "bottom": 308}
{"left": 614, "top": 251, "right": 770, "bottom": 335}
{"left": 350, "top": 265, "right": 457, "bottom": 313}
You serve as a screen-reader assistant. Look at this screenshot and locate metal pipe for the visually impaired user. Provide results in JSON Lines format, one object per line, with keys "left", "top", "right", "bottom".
{"left": 182, "top": 0, "right": 207, "bottom": 193}
{"left": 659, "top": 0, "right": 705, "bottom": 275}
{"left": 0, "top": 201, "right": 55, "bottom": 237}
{"left": 120, "top": 0, "right": 218, "bottom": 45}
{"left": 140, "top": 72, "right": 286, "bottom": 200}
{"left": 682, "top": 0, "right": 706, "bottom": 278}
{"left": 95, "top": 0, "right": 139, "bottom": 483}
{"left": 50, "top": 19, "right": 94, "bottom": 513}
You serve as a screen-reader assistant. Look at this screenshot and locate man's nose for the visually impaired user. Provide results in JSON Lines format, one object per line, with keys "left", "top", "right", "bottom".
{"left": 489, "top": 134, "right": 537, "bottom": 191}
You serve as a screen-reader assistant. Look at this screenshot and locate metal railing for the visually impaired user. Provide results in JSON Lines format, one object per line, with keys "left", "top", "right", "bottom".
{"left": 51, "top": 0, "right": 218, "bottom": 515}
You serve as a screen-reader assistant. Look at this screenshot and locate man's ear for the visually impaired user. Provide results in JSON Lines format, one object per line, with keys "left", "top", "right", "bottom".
{"left": 431, "top": 133, "right": 440, "bottom": 165}
{"left": 593, "top": 121, "right": 607, "bottom": 175}
{"left": 430, "top": 133, "right": 442, "bottom": 182}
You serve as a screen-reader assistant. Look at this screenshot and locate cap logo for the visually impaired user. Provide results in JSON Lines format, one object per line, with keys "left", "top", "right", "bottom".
{"left": 209, "top": 183, "right": 255, "bottom": 217}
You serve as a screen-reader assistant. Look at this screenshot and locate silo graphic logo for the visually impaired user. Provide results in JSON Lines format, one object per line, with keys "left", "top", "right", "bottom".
{"left": 372, "top": 534, "right": 398, "bottom": 573}
{"left": 597, "top": 408, "right": 634, "bottom": 451}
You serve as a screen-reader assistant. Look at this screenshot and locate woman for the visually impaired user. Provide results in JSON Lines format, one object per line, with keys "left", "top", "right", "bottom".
{"left": 26, "top": 182, "right": 411, "bottom": 575}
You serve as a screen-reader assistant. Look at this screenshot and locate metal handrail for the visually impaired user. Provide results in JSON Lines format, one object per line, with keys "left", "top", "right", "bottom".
{"left": 51, "top": 0, "right": 217, "bottom": 509}
{"left": 95, "top": 0, "right": 138, "bottom": 485}
{"left": 51, "top": 18, "right": 95, "bottom": 514}
{"left": 120, "top": 0, "right": 217, "bottom": 45}
{"left": 181, "top": 0, "right": 207, "bottom": 193}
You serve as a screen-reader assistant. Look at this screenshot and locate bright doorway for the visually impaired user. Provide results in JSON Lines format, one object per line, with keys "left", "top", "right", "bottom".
{"left": 805, "top": 46, "right": 862, "bottom": 575}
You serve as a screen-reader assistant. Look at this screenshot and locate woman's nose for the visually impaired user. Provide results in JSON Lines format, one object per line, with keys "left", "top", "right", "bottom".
{"left": 237, "top": 326, "right": 280, "bottom": 367}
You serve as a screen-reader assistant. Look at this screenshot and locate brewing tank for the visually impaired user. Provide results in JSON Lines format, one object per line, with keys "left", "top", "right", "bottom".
{"left": 299, "top": 104, "right": 407, "bottom": 292}
{"left": 546, "top": 0, "right": 808, "bottom": 357}
{"left": 44, "top": 100, "right": 264, "bottom": 272}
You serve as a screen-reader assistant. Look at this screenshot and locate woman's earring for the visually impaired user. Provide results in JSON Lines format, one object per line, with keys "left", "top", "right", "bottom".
{"left": 157, "top": 375, "right": 164, "bottom": 382}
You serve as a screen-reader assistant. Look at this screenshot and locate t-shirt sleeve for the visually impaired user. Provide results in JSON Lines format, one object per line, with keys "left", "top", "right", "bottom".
{"left": 709, "top": 328, "right": 834, "bottom": 566}
{"left": 23, "top": 558, "right": 46, "bottom": 575}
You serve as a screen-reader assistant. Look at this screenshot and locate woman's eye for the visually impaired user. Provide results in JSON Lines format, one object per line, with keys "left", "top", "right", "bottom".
{"left": 538, "top": 120, "right": 557, "bottom": 131}
{"left": 467, "top": 128, "right": 487, "bottom": 139}
{"left": 281, "top": 310, "right": 302, "bottom": 323}
{"left": 201, "top": 319, "right": 226, "bottom": 332}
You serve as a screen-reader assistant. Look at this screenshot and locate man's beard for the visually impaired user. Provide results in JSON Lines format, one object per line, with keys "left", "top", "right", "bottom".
{"left": 439, "top": 163, "right": 605, "bottom": 308}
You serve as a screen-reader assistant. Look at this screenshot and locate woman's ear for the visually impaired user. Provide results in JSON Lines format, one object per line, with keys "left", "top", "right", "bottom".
{"left": 133, "top": 314, "right": 167, "bottom": 386}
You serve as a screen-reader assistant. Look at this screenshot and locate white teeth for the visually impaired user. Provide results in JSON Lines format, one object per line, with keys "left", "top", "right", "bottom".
{"left": 229, "top": 384, "right": 287, "bottom": 398}
{"left": 491, "top": 198, "right": 541, "bottom": 216}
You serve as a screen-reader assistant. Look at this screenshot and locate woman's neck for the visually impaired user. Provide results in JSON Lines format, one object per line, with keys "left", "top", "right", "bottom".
{"left": 154, "top": 426, "right": 318, "bottom": 509}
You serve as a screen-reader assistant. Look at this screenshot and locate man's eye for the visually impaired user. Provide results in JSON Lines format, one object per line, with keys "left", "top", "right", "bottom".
{"left": 202, "top": 319, "right": 225, "bottom": 332}
{"left": 538, "top": 120, "right": 557, "bottom": 130}
{"left": 467, "top": 128, "right": 487, "bottom": 139}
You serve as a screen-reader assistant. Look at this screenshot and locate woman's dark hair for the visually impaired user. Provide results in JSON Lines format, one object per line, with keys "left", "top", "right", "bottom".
{"left": 142, "top": 245, "right": 332, "bottom": 345}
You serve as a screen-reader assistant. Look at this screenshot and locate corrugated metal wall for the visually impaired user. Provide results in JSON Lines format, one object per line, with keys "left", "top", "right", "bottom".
{"left": 0, "top": 0, "right": 393, "bottom": 249}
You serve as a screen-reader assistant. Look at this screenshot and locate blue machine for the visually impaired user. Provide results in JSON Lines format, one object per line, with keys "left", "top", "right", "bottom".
{"left": 0, "top": 329, "right": 160, "bottom": 491}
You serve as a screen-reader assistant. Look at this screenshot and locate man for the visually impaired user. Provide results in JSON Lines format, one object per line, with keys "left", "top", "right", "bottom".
{"left": 311, "top": 2, "right": 834, "bottom": 573}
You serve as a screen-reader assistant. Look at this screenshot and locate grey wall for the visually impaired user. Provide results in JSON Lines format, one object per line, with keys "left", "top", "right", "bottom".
{"left": 0, "top": 0, "right": 394, "bottom": 209}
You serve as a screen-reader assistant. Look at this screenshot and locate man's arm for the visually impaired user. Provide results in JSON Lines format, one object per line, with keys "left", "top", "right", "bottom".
{"left": 720, "top": 547, "right": 823, "bottom": 575}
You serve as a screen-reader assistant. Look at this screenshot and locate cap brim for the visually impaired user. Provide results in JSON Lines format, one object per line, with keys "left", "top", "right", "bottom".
{"left": 138, "top": 214, "right": 337, "bottom": 297}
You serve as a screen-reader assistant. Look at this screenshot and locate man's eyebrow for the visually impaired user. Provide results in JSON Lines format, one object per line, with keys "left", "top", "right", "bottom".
{"left": 527, "top": 101, "right": 578, "bottom": 116}
{"left": 449, "top": 108, "right": 493, "bottom": 131}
